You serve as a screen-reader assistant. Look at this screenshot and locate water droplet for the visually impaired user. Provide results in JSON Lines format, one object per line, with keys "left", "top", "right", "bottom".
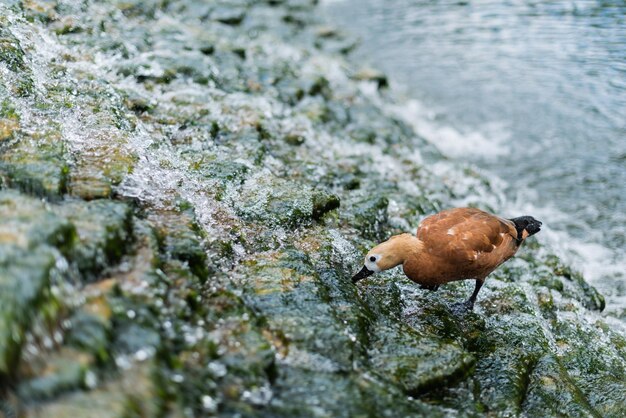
{"left": 202, "top": 396, "right": 218, "bottom": 412}
{"left": 208, "top": 361, "right": 227, "bottom": 377}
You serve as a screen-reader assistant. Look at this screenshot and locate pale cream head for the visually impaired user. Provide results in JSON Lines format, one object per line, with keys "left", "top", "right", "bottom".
{"left": 352, "top": 233, "right": 421, "bottom": 283}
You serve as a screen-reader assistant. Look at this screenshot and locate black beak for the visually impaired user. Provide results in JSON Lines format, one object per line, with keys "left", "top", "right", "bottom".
{"left": 352, "top": 265, "right": 374, "bottom": 284}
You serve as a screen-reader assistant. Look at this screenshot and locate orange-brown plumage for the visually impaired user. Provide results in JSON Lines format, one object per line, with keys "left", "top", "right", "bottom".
{"left": 352, "top": 207, "right": 542, "bottom": 310}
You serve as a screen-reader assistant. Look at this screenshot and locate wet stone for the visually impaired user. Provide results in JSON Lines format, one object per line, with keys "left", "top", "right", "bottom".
{"left": 471, "top": 315, "right": 551, "bottom": 416}
{"left": 0, "top": 132, "right": 70, "bottom": 200}
{"left": 239, "top": 251, "right": 356, "bottom": 369}
{"left": 315, "top": 34, "right": 359, "bottom": 55}
{"left": 346, "top": 194, "right": 389, "bottom": 241}
{"left": 52, "top": 200, "right": 133, "bottom": 279}
{"left": 17, "top": 348, "right": 94, "bottom": 402}
{"left": 545, "top": 255, "right": 605, "bottom": 311}
{"left": 23, "top": 362, "right": 159, "bottom": 418}
{"left": 0, "top": 190, "right": 75, "bottom": 253}
{"left": 192, "top": 157, "right": 250, "bottom": 200}
{"left": 0, "top": 26, "right": 27, "bottom": 72}
{"left": 0, "top": 244, "right": 57, "bottom": 379}
{"left": 19, "top": 0, "right": 59, "bottom": 23}
{"left": 236, "top": 177, "right": 339, "bottom": 228}
{"left": 552, "top": 315, "right": 626, "bottom": 417}
{"left": 352, "top": 67, "right": 389, "bottom": 89}
{"left": 521, "top": 354, "right": 599, "bottom": 417}
{"left": 266, "top": 366, "right": 446, "bottom": 418}
{"left": 367, "top": 323, "right": 474, "bottom": 395}
{"left": 311, "top": 191, "right": 340, "bottom": 220}
{"left": 65, "top": 311, "right": 110, "bottom": 364}
{"left": 210, "top": 6, "right": 247, "bottom": 25}
{"left": 69, "top": 133, "right": 136, "bottom": 200}
{"left": 147, "top": 210, "right": 209, "bottom": 282}
{"left": 0, "top": 117, "right": 19, "bottom": 142}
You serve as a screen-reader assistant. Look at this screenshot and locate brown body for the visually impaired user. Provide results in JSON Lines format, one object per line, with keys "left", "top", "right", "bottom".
{"left": 352, "top": 207, "right": 541, "bottom": 309}
{"left": 406, "top": 207, "right": 521, "bottom": 286}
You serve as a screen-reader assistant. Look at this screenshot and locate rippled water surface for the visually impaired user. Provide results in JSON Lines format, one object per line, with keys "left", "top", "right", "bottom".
{"left": 322, "top": 0, "right": 626, "bottom": 312}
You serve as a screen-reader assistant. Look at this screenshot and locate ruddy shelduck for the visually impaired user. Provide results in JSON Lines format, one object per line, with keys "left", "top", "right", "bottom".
{"left": 352, "top": 207, "right": 542, "bottom": 310}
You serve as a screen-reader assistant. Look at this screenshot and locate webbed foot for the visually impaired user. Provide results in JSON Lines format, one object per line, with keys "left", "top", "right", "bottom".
{"left": 451, "top": 279, "right": 484, "bottom": 313}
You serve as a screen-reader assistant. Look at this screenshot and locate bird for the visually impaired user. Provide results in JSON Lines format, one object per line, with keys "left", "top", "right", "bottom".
{"left": 351, "top": 207, "right": 542, "bottom": 310}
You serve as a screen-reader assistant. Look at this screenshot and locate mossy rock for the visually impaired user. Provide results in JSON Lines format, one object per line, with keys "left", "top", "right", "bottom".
{"left": 69, "top": 135, "right": 136, "bottom": 200}
{"left": 346, "top": 194, "right": 389, "bottom": 241}
{"left": 236, "top": 176, "right": 340, "bottom": 228}
{"left": 147, "top": 209, "right": 209, "bottom": 282}
{"left": 0, "top": 134, "right": 70, "bottom": 200}
{"left": 191, "top": 157, "right": 250, "bottom": 200}
{"left": 521, "top": 354, "right": 600, "bottom": 418}
{"left": 154, "top": 277, "right": 276, "bottom": 415}
{"left": 265, "top": 366, "right": 446, "bottom": 418}
{"left": 23, "top": 363, "right": 159, "bottom": 418}
{"left": 0, "top": 0, "right": 624, "bottom": 415}
{"left": 238, "top": 251, "right": 356, "bottom": 369}
{"left": 0, "top": 190, "right": 76, "bottom": 254}
{"left": 0, "top": 117, "right": 19, "bottom": 142}
{"left": 368, "top": 323, "right": 474, "bottom": 395}
{"left": 351, "top": 67, "right": 389, "bottom": 89}
{"left": 53, "top": 200, "right": 134, "bottom": 279}
{"left": 471, "top": 315, "right": 552, "bottom": 415}
{"left": 0, "top": 245, "right": 57, "bottom": 379}
{"left": 209, "top": 6, "right": 248, "bottom": 25}
{"left": 65, "top": 311, "right": 111, "bottom": 364}
{"left": 19, "top": 0, "right": 59, "bottom": 23}
{"left": 17, "top": 348, "right": 95, "bottom": 402}
{"left": 552, "top": 316, "right": 626, "bottom": 417}
{"left": 312, "top": 190, "right": 340, "bottom": 220}
{"left": 544, "top": 255, "right": 605, "bottom": 311}
{"left": 0, "top": 27, "right": 27, "bottom": 72}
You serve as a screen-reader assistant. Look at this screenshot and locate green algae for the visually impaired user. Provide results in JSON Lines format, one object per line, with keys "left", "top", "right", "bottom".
{"left": 24, "top": 363, "right": 159, "bottom": 418}
{"left": 53, "top": 200, "right": 134, "bottom": 279}
{"left": 0, "top": 26, "right": 27, "bottom": 72}
{"left": 0, "top": 245, "right": 57, "bottom": 380}
{"left": 147, "top": 210, "right": 209, "bottom": 282}
{"left": 17, "top": 348, "right": 94, "bottom": 402}
{"left": 348, "top": 195, "right": 389, "bottom": 241}
{"left": 237, "top": 177, "right": 340, "bottom": 228}
{"left": 522, "top": 354, "right": 600, "bottom": 418}
{"left": 0, "top": 133, "right": 70, "bottom": 200}
{"left": 0, "top": 190, "right": 75, "bottom": 253}
{"left": 367, "top": 323, "right": 475, "bottom": 395}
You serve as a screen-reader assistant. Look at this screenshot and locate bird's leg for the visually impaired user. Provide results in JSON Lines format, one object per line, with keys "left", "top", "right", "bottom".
{"left": 452, "top": 279, "right": 484, "bottom": 312}
{"left": 419, "top": 284, "right": 440, "bottom": 292}
{"left": 464, "top": 279, "right": 484, "bottom": 310}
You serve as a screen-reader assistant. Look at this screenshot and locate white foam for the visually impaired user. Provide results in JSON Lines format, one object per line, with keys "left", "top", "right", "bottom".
{"left": 389, "top": 99, "right": 511, "bottom": 159}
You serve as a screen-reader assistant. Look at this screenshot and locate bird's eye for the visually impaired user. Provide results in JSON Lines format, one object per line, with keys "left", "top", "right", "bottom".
{"left": 369, "top": 256, "right": 377, "bottom": 262}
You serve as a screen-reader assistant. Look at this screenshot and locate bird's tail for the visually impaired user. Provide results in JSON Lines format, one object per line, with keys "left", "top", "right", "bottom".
{"left": 510, "top": 216, "right": 542, "bottom": 239}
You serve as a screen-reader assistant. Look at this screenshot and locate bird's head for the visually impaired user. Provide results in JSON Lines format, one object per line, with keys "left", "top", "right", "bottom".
{"left": 352, "top": 233, "right": 420, "bottom": 283}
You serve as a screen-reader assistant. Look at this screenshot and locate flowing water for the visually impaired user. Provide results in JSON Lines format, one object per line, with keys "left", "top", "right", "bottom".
{"left": 321, "top": 0, "right": 626, "bottom": 314}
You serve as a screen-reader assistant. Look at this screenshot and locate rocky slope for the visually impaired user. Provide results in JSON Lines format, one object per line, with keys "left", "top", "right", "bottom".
{"left": 0, "top": 0, "right": 625, "bottom": 417}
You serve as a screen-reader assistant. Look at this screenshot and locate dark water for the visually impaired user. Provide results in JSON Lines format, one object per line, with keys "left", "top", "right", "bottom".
{"left": 322, "top": 0, "right": 626, "bottom": 310}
